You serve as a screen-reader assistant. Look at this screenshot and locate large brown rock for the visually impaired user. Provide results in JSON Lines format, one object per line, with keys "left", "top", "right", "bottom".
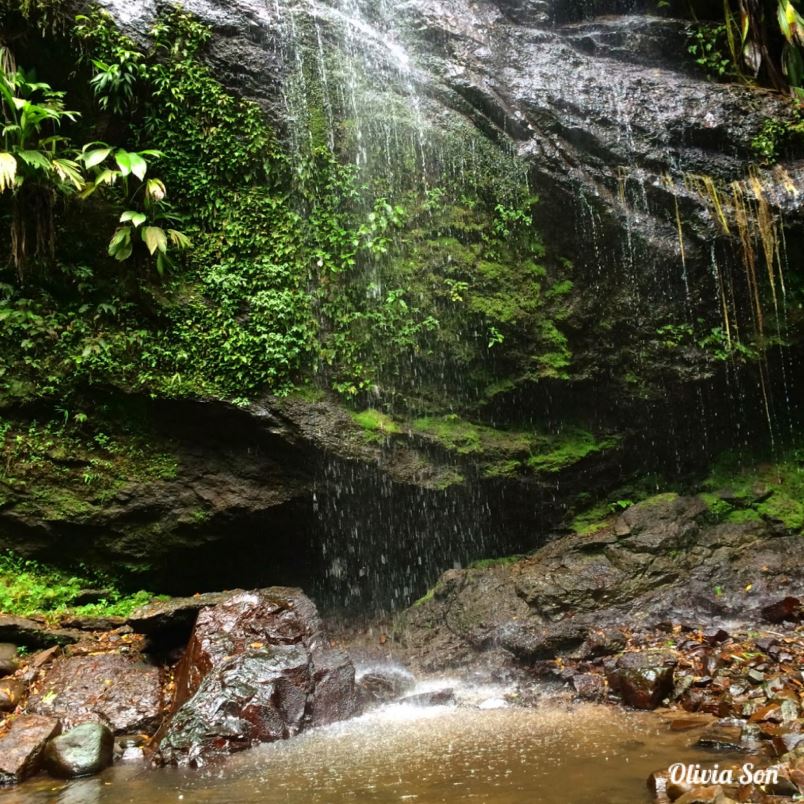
{"left": 607, "top": 650, "right": 676, "bottom": 709}
{"left": 0, "top": 714, "right": 61, "bottom": 785}
{"left": 172, "top": 587, "right": 324, "bottom": 708}
{"left": 157, "top": 588, "right": 358, "bottom": 766}
{"left": 27, "top": 654, "right": 162, "bottom": 734}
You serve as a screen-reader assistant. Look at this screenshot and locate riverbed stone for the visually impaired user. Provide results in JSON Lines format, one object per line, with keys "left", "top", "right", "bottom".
{"left": 44, "top": 722, "right": 115, "bottom": 778}
{"left": 0, "top": 644, "right": 19, "bottom": 676}
{"left": 356, "top": 666, "right": 416, "bottom": 708}
{"left": 696, "top": 718, "right": 746, "bottom": 750}
{"left": 27, "top": 653, "right": 162, "bottom": 734}
{"left": 0, "top": 714, "right": 61, "bottom": 785}
{"left": 607, "top": 651, "right": 676, "bottom": 709}
{"left": 0, "top": 678, "right": 24, "bottom": 712}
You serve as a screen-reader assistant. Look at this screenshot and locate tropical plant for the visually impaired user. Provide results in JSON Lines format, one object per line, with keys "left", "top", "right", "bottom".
{"left": 78, "top": 143, "right": 191, "bottom": 274}
{"left": 89, "top": 55, "right": 144, "bottom": 114}
{"left": 0, "top": 47, "right": 85, "bottom": 279}
{"left": 715, "top": 0, "right": 804, "bottom": 92}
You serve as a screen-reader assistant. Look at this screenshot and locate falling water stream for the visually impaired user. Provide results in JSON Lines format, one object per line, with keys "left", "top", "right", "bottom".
{"left": 4, "top": 0, "right": 797, "bottom": 800}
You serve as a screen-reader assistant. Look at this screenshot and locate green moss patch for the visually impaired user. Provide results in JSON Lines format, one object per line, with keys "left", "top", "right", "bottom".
{"left": 349, "top": 409, "right": 401, "bottom": 439}
{"left": 701, "top": 448, "right": 804, "bottom": 532}
{"left": 0, "top": 551, "right": 162, "bottom": 619}
{"left": 526, "top": 429, "right": 620, "bottom": 473}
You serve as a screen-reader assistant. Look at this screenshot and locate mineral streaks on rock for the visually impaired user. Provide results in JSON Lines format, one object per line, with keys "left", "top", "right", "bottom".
{"left": 156, "top": 588, "right": 358, "bottom": 766}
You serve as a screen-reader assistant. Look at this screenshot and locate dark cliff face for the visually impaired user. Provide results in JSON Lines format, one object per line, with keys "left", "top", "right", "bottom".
{"left": 1, "top": 0, "right": 797, "bottom": 610}
{"left": 98, "top": 0, "right": 804, "bottom": 398}
{"left": 98, "top": 0, "right": 802, "bottom": 250}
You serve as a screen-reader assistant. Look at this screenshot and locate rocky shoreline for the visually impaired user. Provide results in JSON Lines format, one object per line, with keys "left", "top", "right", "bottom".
{"left": 0, "top": 494, "right": 801, "bottom": 801}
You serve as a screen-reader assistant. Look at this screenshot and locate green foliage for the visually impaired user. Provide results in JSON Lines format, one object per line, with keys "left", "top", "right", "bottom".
{"left": 526, "top": 429, "right": 620, "bottom": 473}
{"left": 0, "top": 550, "right": 159, "bottom": 617}
{"left": 349, "top": 408, "right": 400, "bottom": 437}
{"left": 1, "top": 6, "right": 576, "bottom": 418}
{"left": 695, "top": 0, "right": 804, "bottom": 92}
{"left": 701, "top": 447, "right": 804, "bottom": 531}
{"left": 0, "top": 413, "right": 180, "bottom": 522}
{"left": 468, "top": 554, "right": 524, "bottom": 569}
{"left": 0, "top": 48, "right": 85, "bottom": 275}
{"left": 751, "top": 111, "right": 804, "bottom": 162}
{"left": 687, "top": 24, "right": 733, "bottom": 79}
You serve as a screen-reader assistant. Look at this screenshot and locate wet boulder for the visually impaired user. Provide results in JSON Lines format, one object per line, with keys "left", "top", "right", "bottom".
{"left": 0, "top": 678, "right": 24, "bottom": 712}
{"left": 571, "top": 673, "right": 607, "bottom": 702}
{"left": 399, "top": 688, "right": 456, "bottom": 707}
{"left": 308, "top": 648, "right": 358, "bottom": 727}
{"left": 0, "top": 714, "right": 61, "bottom": 785}
{"left": 356, "top": 665, "right": 416, "bottom": 708}
{"left": 158, "top": 645, "right": 312, "bottom": 765}
{"left": 44, "top": 722, "right": 114, "bottom": 778}
{"left": 607, "top": 650, "right": 676, "bottom": 709}
{"left": 157, "top": 588, "right": 358, "bottom": 766}
{"left": 172, "top": 588, "right": 324, "bottom": 708}
{"left": 762, "top": 597, "right": 802, "bottom": 624}
{"left": 27, "top": 654, "right": 163, "bottom": 734}
{"left": 0, "top": 643, "right": 19, "bottom": 676}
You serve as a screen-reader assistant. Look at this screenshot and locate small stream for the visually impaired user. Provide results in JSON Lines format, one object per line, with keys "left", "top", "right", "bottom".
{"left": 0, "top": 680, "right": 736, "bottom": 804}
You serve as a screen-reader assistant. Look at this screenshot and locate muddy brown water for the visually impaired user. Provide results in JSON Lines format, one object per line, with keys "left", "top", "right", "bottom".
{"left": 0, "top": 701, "right": 736, "bottom": 803}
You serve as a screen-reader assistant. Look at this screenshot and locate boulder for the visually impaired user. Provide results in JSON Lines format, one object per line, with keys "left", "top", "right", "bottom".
{"left": 607, "top": 651, "right": 676, "bottom": 709}
{"left": 0, "top": 617, "right": 81, "bottom": 649}
{"left": 44, "top": 722, "right": 115, "bottom": 778}
{"left": 356, "top": 666, "right": 416, "bottom": 708}
{"left": 0, "top": 678, "right": 24, "bottom": 712}
{"left": 762, "top": 597, "right": 802, "bottom": 624}
{"left": 171, "top": 588, "right": 324, "bottom": 709}
{"left": 27, "top": 654, "right": 162, "bottom": 734}
{"left": 308, "top": 648, "right": 358, "bottom": 727}
{"left": 0, "top": 714, "right": 61, "bottom": 785}
{"left": 156, "top": 588, "right": 357, "bottom": 765}
{"left": 158, "top": 645, "right": 313, "bottom": 766}
{"left": 128, "top": 591, "right": 236, "bottom": 636}
{"left": 0, "top": 643, "right": 19, "bottom": 676}
{"left": 571, "top": 673, "right": 607, "bottom": 702}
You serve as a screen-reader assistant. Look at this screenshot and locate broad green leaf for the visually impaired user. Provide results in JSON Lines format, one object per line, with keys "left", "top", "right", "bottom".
{"left": 0, "top": 152, "right": 17, "bottom": 192}
{"left": 108, "top": 226, "right": 133, "bottom": 261}
{"left": 120, "top": 210, "right": 147, "bottom": 227}
{"left": 82, "top": 148, "right": 112, "bottom": 168}
{"left": 96, "top": 169, "right": 117, "bottom": 186}
{"left": 17, "top": 150, "right": 52, "bottom": 171}
{"left": 52, "top": 158, "right": 85, "bottom": 190}
{"left": 168, "top": 229, "right": 192, "bottom": 250}
{"left": 142, "top": 225, "right": 167, "bottom": 255}
{"left": 128, "top": 151, "right": 148, "bottom": 181}
{"left": 114, "top": 149, "right": 132, "bottom": 176}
